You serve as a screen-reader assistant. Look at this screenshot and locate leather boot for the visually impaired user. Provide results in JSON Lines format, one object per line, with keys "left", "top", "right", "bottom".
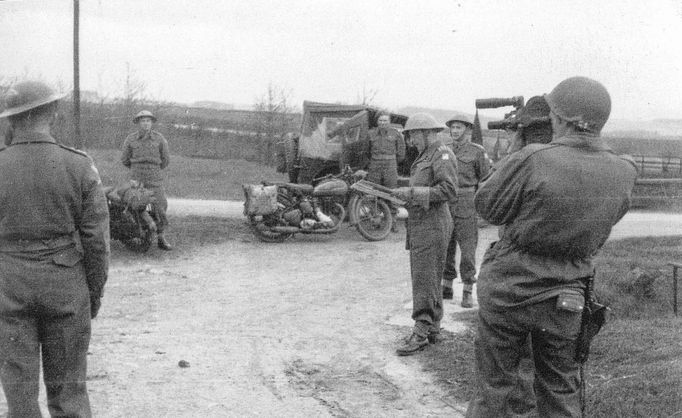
{"left": 442, "top": 286, "right": 454, "bottom": 300}
{"left": 461, "top": 284, "right": 474, "bottom": 308}
{"left": 396, "top": 333, "right": 429, "bottom": 356}
{"left": 157, "top": 233, "right": 172, "bottom": 251}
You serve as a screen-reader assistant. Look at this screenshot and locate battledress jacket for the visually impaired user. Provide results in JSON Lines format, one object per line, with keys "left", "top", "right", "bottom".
{"left": 405, "top": 140, "right": 458, "bottom": 248}
{"left": 474, "top": 134, "right": 637, "bottom": 310}
{"left": 0, "top": 131, "right": 110, "bottom": 299}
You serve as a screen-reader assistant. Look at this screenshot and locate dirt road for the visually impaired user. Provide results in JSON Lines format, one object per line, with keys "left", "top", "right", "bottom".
{"left": 2, "top": 200, "right": 678, "bottom": 417}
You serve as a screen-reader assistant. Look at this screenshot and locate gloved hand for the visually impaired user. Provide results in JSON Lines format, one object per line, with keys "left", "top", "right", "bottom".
{"left": 392, "top": 187, "right": 412, "bottom": 201}
{"left": 90, "top": 296, "right": 102, "bottom": 319}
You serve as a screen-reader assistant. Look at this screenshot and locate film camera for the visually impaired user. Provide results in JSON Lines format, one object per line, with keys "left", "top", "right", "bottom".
{"left": 476, "top": 95, "right": 550, "bottom": 131}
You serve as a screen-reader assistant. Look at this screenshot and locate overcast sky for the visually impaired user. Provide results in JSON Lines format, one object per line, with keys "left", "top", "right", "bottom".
{"left": 1, "top": 0, "right": 681, "bottom": 121}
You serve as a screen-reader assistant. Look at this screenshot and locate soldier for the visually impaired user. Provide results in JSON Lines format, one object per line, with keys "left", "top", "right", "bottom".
{"left": 442, "top": 114, "right": 491, "bottom": 307}
{"left": 121, "top": 110, "right": 172, "bottom": 250}
{"left": 466, "top": 77, "right": 638, "bottom": 417}
{"left": 392, "top": 113, "right": 457, "bottom": 356}
{"left": 367, "top": 112, "right": 406, "bottom": 232}
{"left": 0, "top": 80, "right": 110, "bottom": 417}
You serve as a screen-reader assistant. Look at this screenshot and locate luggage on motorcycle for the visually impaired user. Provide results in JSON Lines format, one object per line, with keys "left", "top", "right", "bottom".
{"left": 119, "top": 183, "right": 155, "bottom": 210}
{"left": 243, "top": 184, "right": 279, "bottom": 216}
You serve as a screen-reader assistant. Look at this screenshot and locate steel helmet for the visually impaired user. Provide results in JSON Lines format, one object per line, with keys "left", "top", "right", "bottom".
{"left": 544, "top": 76, "right": 611, "bottom": 133}
{"left": 445, "top": 113, "right": 473, "bottom": 128}
{"left": 402, "top": 113, "right": 446, "bottom": 133}
{"left": 133, "top": 110, "right": 157, "bottom": 123}
{"left": 0, "top": 81, "right": 66, "bottom": 119}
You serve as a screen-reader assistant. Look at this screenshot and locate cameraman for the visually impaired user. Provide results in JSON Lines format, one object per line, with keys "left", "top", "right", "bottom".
{"left": 466, "top": 77, "right": 637, "bottom": 417}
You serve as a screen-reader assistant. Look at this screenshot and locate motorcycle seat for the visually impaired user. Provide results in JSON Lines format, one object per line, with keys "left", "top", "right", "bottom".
{"left": 283, "top": 183, "right": 313, "bottom": 194}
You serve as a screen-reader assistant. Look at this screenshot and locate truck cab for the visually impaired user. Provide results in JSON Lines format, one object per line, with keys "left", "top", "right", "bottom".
{"left": 282, "top": 101, "right": 414, "bottom": 184}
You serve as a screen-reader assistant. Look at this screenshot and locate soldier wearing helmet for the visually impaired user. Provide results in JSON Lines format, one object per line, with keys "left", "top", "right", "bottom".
{"left": 466, "top": 77, "right": 638, "bottom": 417}
{"left": 391, "top": 113, "right": 457, "bottom": 356}
{"left": 121, "top": 110, "right": 172, "bottom": 250}
{"left": 0, "top": 80, "right": 110, "bottom": 416}
{"left": 442, "top": 113, "right": 491, "bottom": 307}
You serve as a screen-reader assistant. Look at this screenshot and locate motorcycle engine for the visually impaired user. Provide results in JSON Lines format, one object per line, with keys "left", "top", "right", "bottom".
{"left": 282, "top": 208, "right": 302, "bottom": 226}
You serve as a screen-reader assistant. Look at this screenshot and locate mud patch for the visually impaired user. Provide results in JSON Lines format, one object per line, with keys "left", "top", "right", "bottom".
{"left": 285, "top": 358, "right": 405, "bottom": 417}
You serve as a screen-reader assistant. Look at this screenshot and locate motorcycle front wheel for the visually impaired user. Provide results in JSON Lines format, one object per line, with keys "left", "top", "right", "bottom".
{"left": 122, "top": 227, "right": 154, "bottom": 253}
{"left": 353, "top": 195, "right": 393, "bottom": 241}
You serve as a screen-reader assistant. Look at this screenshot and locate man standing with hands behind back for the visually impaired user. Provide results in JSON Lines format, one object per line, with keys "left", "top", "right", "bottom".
{"left": 0, "top": 80, "right": 110, "bottom": 417}
{"left": 121, "top": 110, "right": 172, "bottom": 250}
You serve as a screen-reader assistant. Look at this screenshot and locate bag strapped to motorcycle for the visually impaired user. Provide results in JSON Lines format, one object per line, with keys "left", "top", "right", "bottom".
{"left": 576, "top": 273, "right": 609, "bottom": 418}
{"left": 243, "top": 184, "right": 279, "bottom": 216}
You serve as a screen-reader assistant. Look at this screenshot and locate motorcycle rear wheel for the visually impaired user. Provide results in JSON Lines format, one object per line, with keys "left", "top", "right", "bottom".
{"left": 249, "top": 192, "right": 295, "bottom": 243}
{"left": 122, "top": 227, "right": 154, "bottom": 253}
{"left": 353, "top": 195, "right": 393, "bottom": 241}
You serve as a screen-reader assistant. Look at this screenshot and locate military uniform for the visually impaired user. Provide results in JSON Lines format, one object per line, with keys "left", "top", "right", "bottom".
{"left": 0, "top": 131, "right": 110, "bottom": 417}
{"left": 444, "top": 141, "right": 490, "bottom": 295}
{"left": 121, "top": 130, "right": 170, "bottom": 233}
{"left": 367, "top": 127, "right": 405, "bottom": 189}
{"left": 467, "top": 134, "right": 637, "bottom": 417}
{"left": 405, "top": 140, "right": 457, "bottom": 338}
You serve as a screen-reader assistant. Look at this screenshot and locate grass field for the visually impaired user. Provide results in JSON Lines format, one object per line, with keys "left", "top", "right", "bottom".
{"left": 87, "top": 148, "right": 288, "bottom": 201}
{"left": 419, "top": 236, "right": 682, "bottom": 417}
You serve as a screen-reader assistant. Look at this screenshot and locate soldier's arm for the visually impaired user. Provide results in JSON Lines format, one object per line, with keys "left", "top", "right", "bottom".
{"left": 396, "top": 132, "right": 406, "bottom": 163}
{"left": 121, "top": 136, "right": 132, "bottom": 168}
{"left": 474, "top": 150, "right": 529, "bottom": 225}
{"left": 159, "top": 134, "right": 170, "bottom": 169}
{"left": 79, "top": 161, "right": 110, "bottom": 304}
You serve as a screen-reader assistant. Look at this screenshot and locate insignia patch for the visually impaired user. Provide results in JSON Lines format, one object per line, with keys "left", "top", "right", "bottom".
{"left": 90, "top": 164, "right": 102, "bottom": 184}
{"left": 442, "top": 154, "right": 450, "bottom": 160}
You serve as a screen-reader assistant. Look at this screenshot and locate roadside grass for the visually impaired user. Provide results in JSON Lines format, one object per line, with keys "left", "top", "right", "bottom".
{"left": 420, "top": 236, "right": 682, "bottom": 417}
{"left": 87, "top": 148, "right": 287, "bottom": 201}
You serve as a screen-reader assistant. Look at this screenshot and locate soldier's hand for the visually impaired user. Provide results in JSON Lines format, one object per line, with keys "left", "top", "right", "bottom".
{"left": 90, "top": 296, "right": 102, "bottom": 319}
{"left": 392, "top": 187, "right": 412, "bottom": 201}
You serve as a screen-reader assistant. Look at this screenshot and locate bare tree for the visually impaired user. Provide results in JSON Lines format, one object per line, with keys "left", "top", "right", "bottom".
{"left": 355, "top": 83, "right": 379, "bottom": 106}
{"left": 253, "top": 83, "right": 296, "bottom": 165}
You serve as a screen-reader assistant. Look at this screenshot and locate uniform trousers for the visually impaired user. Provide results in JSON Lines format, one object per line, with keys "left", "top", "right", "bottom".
{"left": 368, "top": 159, "right": 398, "bottom": 189}
{"left": 0, "top": 250, "right": 92, "bottom": 418}
{"left": 466, "top": 297, "right": 583, "bottom": 418}
{"left": 407, "top": 203, "right": 452, "bottom": 337}
{"left": 445, "top": 194, "right": 478, "bottom": 285}
{"left": 131, "top": 165, "right": 168, "bottom": 233}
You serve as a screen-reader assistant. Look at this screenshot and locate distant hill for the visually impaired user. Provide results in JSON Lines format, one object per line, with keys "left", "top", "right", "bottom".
{"left": 191, "top": 101, "right": 236, "bottom": 110}
{"left": 397, "top": 106, "right": 682, "bottom": 138}
{"left": 396, "top": 106, "right": 501, "bottom": 128}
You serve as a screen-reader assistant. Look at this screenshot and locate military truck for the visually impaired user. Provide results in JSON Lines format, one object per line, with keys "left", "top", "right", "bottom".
{"left": 278, "top": 101, "right": 414, "bottom": 184}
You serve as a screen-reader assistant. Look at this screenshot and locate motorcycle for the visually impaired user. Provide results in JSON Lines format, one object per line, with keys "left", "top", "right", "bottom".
{"left": 243, "top": 166, "right": 405, "bottom": 243}
{"left": 104, "top": 181, "right": 159, "bottom": 253}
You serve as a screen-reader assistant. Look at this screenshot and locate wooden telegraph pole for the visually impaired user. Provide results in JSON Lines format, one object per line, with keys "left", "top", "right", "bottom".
{"left": 73, "top": 0, "right": 82, "bottom": 149}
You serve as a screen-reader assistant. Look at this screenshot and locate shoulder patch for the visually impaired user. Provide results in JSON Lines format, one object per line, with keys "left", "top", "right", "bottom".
{"left": 442, "top": 153, "right": 450, "bottom": 160}
{"left": 58, "top": 144, "right": 90, "bottom": 158}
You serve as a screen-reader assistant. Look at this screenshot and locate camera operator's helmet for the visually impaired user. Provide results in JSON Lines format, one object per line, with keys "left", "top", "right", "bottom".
{"left": 544, "top": 76, "right": 610, "bottom": 133}
{"left": 133, "top": 110, "right": 157, "bottom": 123}
{"left": 445, "top": 113, "right": 473, "bottom": 128}
{"left": 403, "top": 113, "right": 446, "bottom": 133}
{"left": 0, "top": 80, "right": 65, "bottom": 119}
